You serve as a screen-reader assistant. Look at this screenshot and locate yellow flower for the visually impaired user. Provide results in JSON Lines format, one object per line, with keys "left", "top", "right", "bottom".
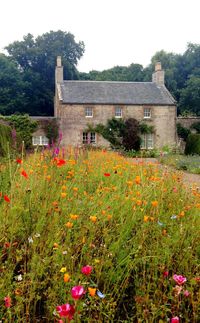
{"left": 62, "top": 185, "right": 67, "bottom": 190}
{"left": 65, "top": 222, "right": 73, "bottom": 228}
{"left": 64, "top": 273, "right": 70, "bottom": 282}
{"left": 94, "top": 259, "right": 100, "bottom": 264}
{"left": 88, "top": 287, "right": 96, "bottom": 297}
{"left": 60, "top": 267, "right": 67, "bottom": 273}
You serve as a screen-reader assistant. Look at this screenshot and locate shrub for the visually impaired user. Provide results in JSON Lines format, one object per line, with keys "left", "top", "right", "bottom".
{"left": 185, "top": 133, "right": 200, "bottom": 155}
{"left": 5, "top": 114, "right": 38, "bottom": 149}
{"left": 177, "top": 123, "right": 191, "bottom": 141}
{"left": 122, "top": 118, "right": 141, "bottom": 151}
{"left": 0, "top": 121, "right": 12, "bottom": 156}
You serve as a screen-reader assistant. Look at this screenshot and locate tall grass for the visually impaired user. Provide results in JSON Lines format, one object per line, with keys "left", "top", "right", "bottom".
{"left": 0, "top": 149, "right": 199, "bottom": 322}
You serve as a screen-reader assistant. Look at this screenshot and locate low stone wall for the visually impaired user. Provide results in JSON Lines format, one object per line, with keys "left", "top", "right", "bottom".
{"left": 177, "top": 117, "right": 200, "bottom": 128}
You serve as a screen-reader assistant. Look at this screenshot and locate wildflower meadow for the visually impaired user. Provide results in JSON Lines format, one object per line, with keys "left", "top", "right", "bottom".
{"left": 0, "top": 148, "right": 200, "bottom": 322}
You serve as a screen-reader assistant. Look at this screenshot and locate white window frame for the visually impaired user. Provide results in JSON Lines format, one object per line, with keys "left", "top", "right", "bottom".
{"left": 32, "top": 136, "right": 49, "bottom": 146}
{"left": 144, "top": 108, "right": 151, "bottom": 119}
{"left": 85, "top": 107, "right": 93, "bottom": 118}
{"left": 115, "top": 107, "right": 122, "bottom": 118}
{"left": 82, "top": 132, "right": 96, "bottom": 144}
{"left": 141, "top": 133, "right": 154, "bottom": 149}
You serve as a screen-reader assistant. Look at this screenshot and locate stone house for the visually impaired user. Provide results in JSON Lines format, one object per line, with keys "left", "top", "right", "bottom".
{"left": 33, "top": 57, "right": 177, "bottom": 149}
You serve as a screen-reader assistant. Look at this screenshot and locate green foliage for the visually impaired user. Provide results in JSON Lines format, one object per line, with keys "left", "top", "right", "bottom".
{"left": 179, "top": 76, "right": 200, "bottom": 116}
{"left": 4, "top": 30, "right": 85, "bottom": 115}
{"left": 139, "top": 123, "right": 154, "bottom": 134}
{"left": 5, "top": 114, "right": 38, "bottom": 148}
{"left": 191, "top": 122, "right": 200, "bottom": 133}
{"left": 177, "top": 123, "right": 191, "bottom": 141}
{"left": 185, "top": 133, "right": 200, "bottom": 155}
{"left": 0, "top": 54, "right": 25, "bottom": 115}
{"left": 42, "top": 118, "right": 59, "bottom": 144}
{"left": 0, "top": 121, "right": 12, "bottom": 156}
{"left": 160, "top": 154, "right": 200, "bottom": 174}
{"left": 87, "top": 118, "right": 141, "bottom": 151}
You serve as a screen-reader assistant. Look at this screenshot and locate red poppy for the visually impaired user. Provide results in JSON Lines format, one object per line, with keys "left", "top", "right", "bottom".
{"left": 21, "top": 170, "right": 28, "bottom": 179}
{"left": 16, "top": 159, "right": 22, "bottom": 164}
{"left": 104, "top": 173, "right": 110, "bottom": 177}
{"left": 4, "top": 195, "right": 10, "bottom": 203}
{"left": 57, "top": 159, "right": 66, "bottom": 167}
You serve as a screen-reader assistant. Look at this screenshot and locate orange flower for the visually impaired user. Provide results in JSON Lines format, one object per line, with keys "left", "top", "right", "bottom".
{"left": 90, "top": 216, "right": 97, "bottom": 223}
{"left": 70, "top": 214, "right": 79, "bottom": 220}
{"left": 61, "top": 192, "right": 67, "bottom": 198}
{"left": 144, "top": 216, "right": 149, "bottom": 223}
{"left": 64, "top": 273, "right": 70, "bottom": 282}
{"left": 53, "top": 243, "right": 59, "bottom": 249}
{"left": 46, "top": 175, "right": 51, "bottom": 181}
{"left": 135, "top": 176, "right": 141, "bottom": 184}
{"left": 88, "top": 287, "right": 96, "bottom": 297}
{"left": 107, "top": 214, "right": 112, "bottom": 221}
{"left": 151, "top": 201, "right": 158, "bottom": 207}
{"left": 65, "top": 222, "right": 73, "bottom": 228}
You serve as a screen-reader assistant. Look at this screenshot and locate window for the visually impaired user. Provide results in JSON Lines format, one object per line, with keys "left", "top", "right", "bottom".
{"left": 32, "top": 136, "right": 49, "bottom": 146}
{"left": 141, "top": 134, "right": 154, "bottom": 149}
{"left": 85, "top": 107, "right": 93, "bottom": 117}
{"left": 115, "top": 107, "right": 122, "bottom": 118}
{"left": 82, "top": 132, "right": 96, "bottom": 144}
{"left": 144, "top": 108, "right": 151, "bottom": 119}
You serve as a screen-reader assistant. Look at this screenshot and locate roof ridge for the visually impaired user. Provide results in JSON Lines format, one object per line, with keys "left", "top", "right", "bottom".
{"left": 62, "top": 80, "right": 154, "bottom": 84}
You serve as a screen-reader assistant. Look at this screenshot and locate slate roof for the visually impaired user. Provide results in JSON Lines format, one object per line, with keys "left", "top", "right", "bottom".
{"left": 58, "top": 81, "right": 176, "bottom": 105}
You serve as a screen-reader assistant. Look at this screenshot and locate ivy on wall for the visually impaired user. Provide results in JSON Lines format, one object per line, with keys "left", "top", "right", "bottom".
{"left": 85, "top": 118, "right": 154, "bottom": 151}
{"left": 4, "top": 114, "right": 38, "bottom": 148}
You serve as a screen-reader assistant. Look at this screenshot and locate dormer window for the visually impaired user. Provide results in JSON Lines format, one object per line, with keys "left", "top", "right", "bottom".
{"left": 115, "top": 107, "right": 122, "bottom": 118}
{"left": 144, "top": 107, "right": 151, "bottom": 119}
{"left": 85, "top": 107, "right": 93, "bottom": 117}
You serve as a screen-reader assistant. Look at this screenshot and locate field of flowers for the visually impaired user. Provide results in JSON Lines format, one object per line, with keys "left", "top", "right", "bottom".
{"left": 0, "top": 148, "right": 200, "bottom": 322}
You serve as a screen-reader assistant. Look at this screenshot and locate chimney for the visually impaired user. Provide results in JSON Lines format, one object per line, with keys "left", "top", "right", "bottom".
{"left": 55, "top": 56, "right": 63, "bottom": 84}
{"left": 152, "top": 62, "right": 165, "bottom": 85}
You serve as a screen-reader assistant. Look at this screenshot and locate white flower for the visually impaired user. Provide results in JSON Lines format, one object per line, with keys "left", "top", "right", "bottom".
{"left": 28, "top": 236, "right": 33, "bottom": 243}
{"left": 16, "top": 274, "right": 23, "bottom": 281}
{"left": 34, "top": 233, "right": 40, "bottom": 238}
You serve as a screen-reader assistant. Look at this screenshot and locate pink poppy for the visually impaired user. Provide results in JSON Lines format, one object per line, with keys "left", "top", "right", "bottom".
{"left": 4, "top": 296, "right": 11, "bottom": 308}
{"left": 71, "top": 285, "right": 86, "bottom": 300}
{"left": 171, "top": 317, "right": 179, "bottom": 323}
{"left": 81, "top": 265, "right": 93, "bottom": 276}
{"left": 173, "top": 274, "right": 187, "bottom": 285}
{"left": 56, "top": 303, "right": 75, "bottom": 320}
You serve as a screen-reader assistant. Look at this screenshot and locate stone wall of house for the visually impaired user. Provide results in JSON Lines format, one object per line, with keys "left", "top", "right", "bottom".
{"left": 57, "top": 103, "right": 177, "bottom": 148}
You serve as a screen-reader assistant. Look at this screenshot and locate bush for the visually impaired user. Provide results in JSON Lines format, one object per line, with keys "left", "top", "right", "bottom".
{"left": 0, "top": 121, "right": 12, "bottom": 156}
{"left": 185, "top": 133, "right": 200, "bottom": 155}
{"left": 177, "top": 123, "right": 191, "bottom": 141}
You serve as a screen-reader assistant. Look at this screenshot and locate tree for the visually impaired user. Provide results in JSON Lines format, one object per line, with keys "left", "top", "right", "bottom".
{"left": 5, "top": 31, "right": 85, "bottom": 115}
{"left": 179, "top": 76, "right": 200, "bottom": 116}
{"left": 0, "top": 54, "right": 25, "bottom": 115}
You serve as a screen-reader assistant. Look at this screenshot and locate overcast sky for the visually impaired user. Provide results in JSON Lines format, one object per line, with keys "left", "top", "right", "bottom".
{"left": 0, "top": 0, "right": 199, "bottom": 72}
